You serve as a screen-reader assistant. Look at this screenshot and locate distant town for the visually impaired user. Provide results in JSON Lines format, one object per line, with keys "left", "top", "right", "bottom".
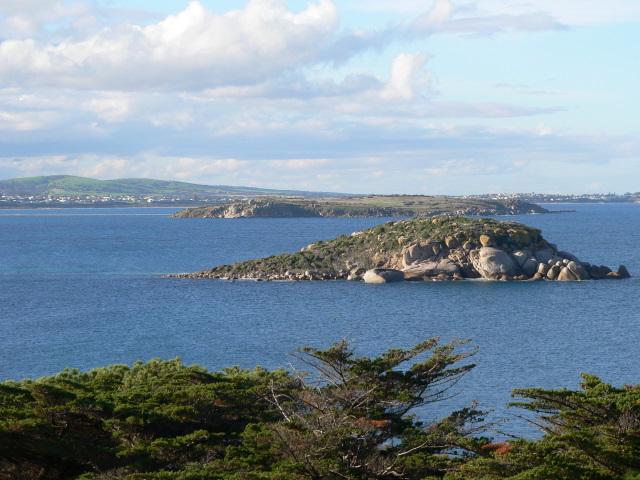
{"left": 0, "top": 175, "right": 638, "bottom": 208}
{"left": 0, "top": 193, "right": 242, "bottom": 208}
{"left": 1, "top": 191, "right": 639, "bottom": 208}
{"left": 471, "top": 193, "right": 640, "bottom": 204}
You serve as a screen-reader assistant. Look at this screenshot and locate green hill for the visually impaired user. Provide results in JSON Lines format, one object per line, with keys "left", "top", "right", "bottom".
{"left": 0, "top": 175, "right": 331, "bottom": 197}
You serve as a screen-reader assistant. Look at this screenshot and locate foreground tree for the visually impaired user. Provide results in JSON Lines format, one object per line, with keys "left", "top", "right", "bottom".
{"left": 456, "top": 374, "right": 640, "bottom": 480}
{"left": 4, "top": 341, "right": 639, "bottom": 479}
{"left": 0, "top": 360, "right": 293, "bottom": 479}
{"left": 0, "top": 339, "right": 484, "bottom": 479}
{"left": 256, "top": 338, "right": 486, "bottom": 479}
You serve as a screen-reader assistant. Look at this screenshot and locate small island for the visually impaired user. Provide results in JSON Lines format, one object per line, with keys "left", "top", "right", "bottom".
{"left": 172, "top": 196, "right": 549, "bottom": 218}
{"left": 174, "top": 217, "right": 630, "bottom": 282}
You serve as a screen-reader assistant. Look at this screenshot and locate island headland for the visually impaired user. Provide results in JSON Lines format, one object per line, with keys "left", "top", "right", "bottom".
{"left": 174, "top": 216, "right": 630, "bottom": 283}
{"left": 172, "top": 196, "right": 549, "bottom": 218}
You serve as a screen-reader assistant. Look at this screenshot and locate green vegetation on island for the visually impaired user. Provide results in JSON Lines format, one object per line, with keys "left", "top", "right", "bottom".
{"left": 2, "top": 338, "right": 639, "bottom": 479}
{"left": 176, "top": 216, "right": 630, "bottom": 282}
{"left": 173, "top": 196, "right": 548, "bottom": 218}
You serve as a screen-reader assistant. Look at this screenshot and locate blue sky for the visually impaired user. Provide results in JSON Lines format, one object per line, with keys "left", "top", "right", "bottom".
{"left": 0, "top": 0, "right": 638, "bottom": 194}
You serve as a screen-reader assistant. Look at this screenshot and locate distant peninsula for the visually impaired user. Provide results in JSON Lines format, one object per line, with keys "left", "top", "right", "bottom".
{"left": 174, "top": 216, "right": 630, "bottom": 282}
{"left": 0, "top": 175, "right": 338, "bottom": 208}
{"left": 173, "top": 196, "right": 548, "bottom": 219}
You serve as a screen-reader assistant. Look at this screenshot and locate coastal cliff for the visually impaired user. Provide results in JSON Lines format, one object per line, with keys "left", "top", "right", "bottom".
{"left": 172, "top": 197, "right": 548, "bottom": 218}
{"left": 174, "top": 217, "right": 630, "bottom": 282}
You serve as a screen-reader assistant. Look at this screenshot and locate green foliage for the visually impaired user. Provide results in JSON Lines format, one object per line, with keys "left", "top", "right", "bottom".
{"left": 0, "top": 359, "right": 292, "bottom": 479}
{"left": 456, "top": 374, "right": 640, "bottom": 480}
{"left": 2, "top": 345, "right": 639, "bottom": 480}
{"left": 0, "top": 339, "right": 484, "bottom": 479}
{"left": 262, "top": 338, "right": 484, "bottom": 479}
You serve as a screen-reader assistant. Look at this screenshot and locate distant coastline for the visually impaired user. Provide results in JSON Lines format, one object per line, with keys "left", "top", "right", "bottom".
{"left": 1, "top": 174, "right": 638, "bottom": 209}
{"left": 173, "top": 197, "right": 548, "bottom": 219}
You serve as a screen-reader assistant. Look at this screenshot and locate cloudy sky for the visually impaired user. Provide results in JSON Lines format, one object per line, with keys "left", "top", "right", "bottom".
{"left": 0, "top": 0, "right": 638, "bottom": 194}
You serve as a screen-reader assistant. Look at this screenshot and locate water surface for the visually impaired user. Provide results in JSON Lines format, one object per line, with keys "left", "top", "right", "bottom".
{"left": 1, "top": 204, "right": 638, "bottom": 434}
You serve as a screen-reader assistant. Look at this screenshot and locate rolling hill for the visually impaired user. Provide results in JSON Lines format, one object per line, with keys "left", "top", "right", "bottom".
{"left": 0, "top": 175, "right": 334, "bottom": 198}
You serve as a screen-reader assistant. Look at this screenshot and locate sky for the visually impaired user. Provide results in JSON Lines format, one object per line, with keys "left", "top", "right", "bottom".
{"left": 0, "top": 0, "right": 638, "bottom": 194}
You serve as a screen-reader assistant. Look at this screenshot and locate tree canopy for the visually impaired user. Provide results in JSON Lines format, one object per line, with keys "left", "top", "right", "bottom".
{"left": 1, "top": 340, "right": 638, "bottom": 480}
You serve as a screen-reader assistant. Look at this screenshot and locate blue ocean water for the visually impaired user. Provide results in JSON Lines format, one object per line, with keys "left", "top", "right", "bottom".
{"left": 1, "top": 204, "right": 638, "bottom": 434}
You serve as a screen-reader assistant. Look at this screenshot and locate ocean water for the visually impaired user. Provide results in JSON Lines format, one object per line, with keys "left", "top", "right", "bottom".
{"left": 1, "top": 204, "right": 638, "bottom": 434}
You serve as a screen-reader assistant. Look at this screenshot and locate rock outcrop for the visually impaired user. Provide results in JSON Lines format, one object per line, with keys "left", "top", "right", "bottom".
{"left": 174, "top": 201, "right": 322, "bottom": 218}
{"left": 470, "top": 247, "right": 519, "bottom": 279}
{"left": 173, "top": 217, "right": 631, "bottom": 283}
{"left": 363, "top": 269, "right": 405, "bottom": 284}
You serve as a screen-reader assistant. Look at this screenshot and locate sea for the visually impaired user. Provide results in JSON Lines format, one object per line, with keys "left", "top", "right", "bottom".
{"left": 1, "top": 204, "right": 638, "bottom": 435}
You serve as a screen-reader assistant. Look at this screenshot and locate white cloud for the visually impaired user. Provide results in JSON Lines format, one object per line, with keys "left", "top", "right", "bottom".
{"left": 0, "top": 154, "right": 250, "bottom": 183}
{"left": 0, "top": 110, "right": 59, "bottom": 131}
{"left": 0, "top": 0, "right": 636, "bottom": 194}
{"left": 472, "top": 0, "right": 640, "bottom": 26}
{"left": 0, "top": 0, "right": 572, "bottom": 93}
{"left": 0, "top": 0, "right": 339, "bottom": 90}
{"left": 84, "top": 93, "right": 133, "bottom": 123}
{"left": 2, "top": 126, "right": 637, "bottom": 193}
{"left": 269, "top": 159, "right": 330, "bottom": 170}
{"left": 414, "top": 0, "right": 453, "bottom": 28}
{"left": 0, "top": 1, "right": 95, "bottom": 39}
{"left": 381, "top": 53, "right": 429, "bottom": 100}
{"left": 351, "top": 0, "right": 640, "bottom": 26}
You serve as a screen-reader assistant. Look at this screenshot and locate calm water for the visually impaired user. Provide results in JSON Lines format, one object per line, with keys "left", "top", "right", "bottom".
{"left": 1, "top": 205, "right": 639, "bottom": 433}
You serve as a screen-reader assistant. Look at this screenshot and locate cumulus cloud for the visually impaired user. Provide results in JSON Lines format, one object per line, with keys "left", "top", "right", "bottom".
{"left": 0, "top": 0, "right": 339, "bottom": 90}
{"left": 0, "top": 0, "right": 635, "bottom": 194}
{"left": 0, "top": 0, "right": 572, "bottom": 92}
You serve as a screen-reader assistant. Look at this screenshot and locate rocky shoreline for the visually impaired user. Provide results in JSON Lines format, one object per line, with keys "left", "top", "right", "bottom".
{"left": 173, "top": 197, "right": 548, "bottom": 219}
{"left": 172, "top": 217, "right": 630, "bottom": 283}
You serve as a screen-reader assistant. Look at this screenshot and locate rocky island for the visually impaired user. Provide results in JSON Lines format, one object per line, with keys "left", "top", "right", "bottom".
{"left": 173, "top": 196, "right": 548, "bottom": 218}
{"left": 173, "top": 217, "right": 630, "bottom": 283}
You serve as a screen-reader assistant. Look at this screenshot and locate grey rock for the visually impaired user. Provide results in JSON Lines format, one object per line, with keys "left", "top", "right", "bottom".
{"left": 567, "top": 261, "right": 590, "bottom": 280}
{"left": 557, "top": 267, "right": 578, "bottom": 281}
{"left": 347, "top": 267, "right": 366, "bottom": 281}
{"left": 470, "top": 247, "right": 520, "bottom": 279}
{"left": 403, "top": 259, "right": 460, "bottom": 280}
{"left": 463, "top": 241, "right": 477, "bottom": 251}
{"left": 513, "top": 250, "right": 531, "bottom": 267}
{"left": 587, "top": 265, "right": 612, "bottom": 279}
{"left": 363, "top": 268, "right": 405, "bottom": 284}
{"left": 617, "top": 265, "right": 631, "bottom": 279}
{"left": 522, "top": 258, "right": 539, "bottom": 277}
{"left": 402, "top": 241, "right": 439, "bottom": 267}
{"left": 547, "top": 265, "right": 561, "bottom": 280}
{"left": 445, "top": 236, "right": 459, "bottom": 249}
{"left": 537, "top": 262, "right": 550, "bottom": 276}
